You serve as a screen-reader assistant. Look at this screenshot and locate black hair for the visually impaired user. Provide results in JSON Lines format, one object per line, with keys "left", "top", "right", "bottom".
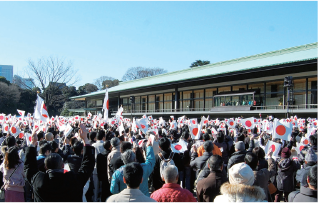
{"left": 39, "top": 140, "right": 48, "bottom": 147}
{"left": 182, "top": 131, "right": 189, "bottom": 140}
{"left": 125, "top": 128, "right": 130, "bottom": 133}
{"left": 103, "top": 140, "right": 111, "bottom": 151}
{"left": 252, "top": 147, "right": 265, "bottom": 159}
{"left": 159, "top": 137, "right": 171, "bottom": 151}
{"left": 5, "top": 136, "right": 16, "bottom": 147}
{"left": 203, "top": 140, "right": 214, "bottom": 152}
{"left": 37, "top": 131, "right": 44, "bottom": 140}
{"left": 72, "top": 141, "right": 83, "bottom": 155}
{"left": 118, "top": 135, "right": 125, "bottom": 142}
{"left": 217, "top": 131, "right": 224, "bottom": 143}
{"left": 97, "top": 130, "right": 106, "bottom": 140}
{"left": 203, "top": 133, "right": 211, "bottom": 141}
{"left": 4, "top": 146, "right": 20, "bottom": 169}
{"left": 114, "top": 131, "right": 119, "bottom": 137}
{"left": 48, "top": 127, "right": 54, "bottom": 133}
{"left": 208, "top": 155, "right": 223, "bottom": 171}
{"left": 39, "top": 143, "right": 52, "bottom": 155}
{"left": 245, "top": 152, "right": 258, "bottom": 170}
{"left": 49, "top": 141, "right": 59, "bottom": 153}
{"left": 45, "top": 153, "right": 63, "bottom": 170}
{"left": 237, "top": 133, "right": 245, "bottom": 142}
{"left": 308, "top": 165, "right": 317, "bottom": 189}
{"left": 123, "top": 162, "right": 143, "bottom": 189}
{"left": 89, "top": 131, "right": 97, "bottom": 142}
{"left": 309, "top": 133, "right": 317, "bottom": 146}
{"left": 120, "top": 141, "right": 132, "bottom": 153}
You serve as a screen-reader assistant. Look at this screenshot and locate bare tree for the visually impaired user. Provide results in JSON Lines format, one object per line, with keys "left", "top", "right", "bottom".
{"left": 94, "top": 76, "right": 119, "bottom": 89}
{"left": 26, "top": 56, "right": 80, "bottom": 91}
{"left": 122, "top": 67, "right": 167, "bottom": 81}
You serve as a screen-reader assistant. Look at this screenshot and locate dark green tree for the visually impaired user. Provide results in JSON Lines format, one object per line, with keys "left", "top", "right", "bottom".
{"left": 190, "top": 60, "right": 210, "bottom": 68}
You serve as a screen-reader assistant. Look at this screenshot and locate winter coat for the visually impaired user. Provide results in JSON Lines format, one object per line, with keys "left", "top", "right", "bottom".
{"left": 107, "top": 145, "right": 121, "bottom": 182}
{"left": 276, "top": 157, "right": 300, "bottom": 193}
{"left": 196, "top": 170, "right": 227, "bottom": 202}
{"left": 197, "top": 143, "right": 222, "bottom": 157}
{"left": 214, "top": 182, "right": 267, "bottom": 202}
{"left": 152, "top": 148, "right": 184, "bottom": 190}
{"left": 96, "top": 150, "right": 111, "bottom": 181}
{"left": 150, "top": 183, "right": 197, "bottom": 202}
{"left": 227, "top": 150, "right": 246, "bottom": 171}
{"left": 66, "top": 154, "right": 83, "bottom": 174}
{"left": 24, "top": 145, "right": 95, "bottom": 202}
{"left": 0, "top": 160, "right": 25, "bottom": 192}
{"left": 107, "top": 188, "right": 157, "bottom": 202}
{"left": 214, "top": 141, "right": 229, "bottom": 164}
{"left": 190, "top": 151, "right": 212, "bottom": 176}
{"left": 296, "top": 164, "right": 315, "bottom": 187}
{"left": 110, "top": 156, "right": 125, "bottom": 172}
{"left": 110, "top": 146, "right": 155, "bottom": 197}
{"left": 292, "top": 186, "right": 317, "bottom": 202}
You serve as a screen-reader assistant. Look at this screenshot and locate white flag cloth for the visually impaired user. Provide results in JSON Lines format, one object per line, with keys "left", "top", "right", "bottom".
{"left": 25, "top": 133, "right": 32, "bottom": 145}
{"left": 34, "top": 94, "right": 49, "bottom": 123}
{"left": 10, "top": 124, "right": 21, "bottom": 137}
{"left": 273, "top": 119, "right": 292, "bottom": 141}
{"left": 136, "top": 118, "right": 148, "bottom": 134}
{"left": 189, "top": 120, "right": 199, "bottom": 139}
{"left": 171, "top": 139, "right": 188, "bottom": 153}
{"left": 170, "top": 120, "right": 177, "bottom": 130}
{"left": 17, "top": 109, "right": 25, "bottom": 118}
{"left": 116, "top": 106, "right": 123, "bottom": 117}
{"left": 0, "top": 114, "right": 5, "bottom": 124}
{"left": 103, "top": 88, "right": 109, "bottom": 121}
{"left": 2, "top": 124, "right": 9, "bottom": 133}
{"left": 64, "top": 124, "right": 73, "bottom": 137}
{"left": 241, "top": 117, "right": 255, "bottom": 129}
{"left": 227, "top": 118, "right": 236, "bottom": 129}
{"left": 264, "top": 140, "right": 281, "bottom": 157}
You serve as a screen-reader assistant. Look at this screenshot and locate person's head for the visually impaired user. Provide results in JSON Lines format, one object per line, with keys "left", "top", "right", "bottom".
{"left": 162, "top": 165, "right": 179, "bottom": 184}
{"left": 235, "top": 141, "right": 245, "bottom": 152}
{"left": 217, "top": 131, "right": 224, "bottom": 143}
{"left": 45, "top": 132, "right": 54, "bottom": 141}
{"left": 207, "top": 155, "right": 223, "bottom": 171}
{"left": 203, "top": 140, "right": 214, "bottom": 153}
{"left": 89, "top": 131, "right": 97, "bottom": 142}
{"left": 229, "top": 163, "right": 254, "bottom": 186}
{"left": 307, "top": 165, "right": 317, "bottom": 190}
{"left": 252, "top": 147, "right": 265, "bottom": 159}
{"left": 159, "top": 137, "right": 171, "bottom": 152}
{"left": 44, "top": 153, "right": 63, "bottom": 170}
{"left": 123, "top": 162, "right": 143, "bottom": 189}
{"left": 5, "top": 136, "right": 16, "bottom": 147}
{"left": 103, "top": 140, "right": 111, "bottom": 151}
{"left": 37, "top": 131, "right": 44, "bottom": 141}
{"left": 203, "top": 133, "right": 211, "bottom": 141}
{"left": 4, "top": 146, "right": 20, "bottom": 169}
{"left": 309, "top": 133, "right": 317, "bottom": 146}
{"left": 244, "top": 152, "right": 259, "bottom": 170}
{"left": 182, "top": 131, "right": 190, "bottom": 140}
{"left": 281, "top": 147, "right": 291, "bottom": 159}
{"left": 97, "top": 130, "right": 106, "bottom": 141}
{"left": 49, "top": 141, "right": 59, "bottom": 153}
{"left": 110, "top": 137, "right": 120, "bottom": 148}
{"left": 72, "top": 141, "right": 84, "bottom": 155}
{"left": 39, "top": 143, "right": 52, "bottom": 156}
{"left": 305, "top": 148, "right": 317, "bottom": 165}
{"left": 121, "top": 150, "right": 136, "bottom": 165}
{"left": 120, "top": 141, "right": 132, "bottom": 153}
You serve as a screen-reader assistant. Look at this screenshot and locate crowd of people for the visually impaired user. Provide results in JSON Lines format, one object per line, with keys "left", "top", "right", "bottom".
{"left": 0, "top": 112, "right": 317, "bottom": 202}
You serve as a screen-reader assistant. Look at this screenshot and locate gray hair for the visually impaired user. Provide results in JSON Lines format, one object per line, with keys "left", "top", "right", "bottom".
{"left": 163, "top": 165, "right": 179, "bottom": 183}
{"left": 203, "top": 140, "right": 214, "bottom": 152}
{"left": 45, "top": 132, "right": 53, "bottom": 141}
{"left": 121, "top": 150, "right": 136, "bottom": 165}
{"left": 110, "top": 137, "right": 120, "bottom": 147}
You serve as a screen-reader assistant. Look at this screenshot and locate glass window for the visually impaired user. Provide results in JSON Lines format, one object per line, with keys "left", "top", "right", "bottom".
{"left": 135, "top": 96, "right": 140, "bottom": 104}
{"left": 206, "top": 88, "right": 217, "bottom": 98}
{"left": 148, "top": 103, "right": 155, "bottom": 112}
{"left": 205, "top": 98, "right": 213, "bottom": 108}
{"left": 149, "top": 95, "right": 155, "bottom": 102}
{"left": 233, "top": 85, "right": 246, "bottom": 92}
{"left": 183, "top": 100, "right": 191, "bottom": 110}
{"left": 164, "top": 93, "right": 172, "bottom": 101}
{"left": 194, "top": 90, "right": 204, "bottom": 99}
{"left": 218, "top": 86, "right": 231, "bottom": 93}
{"left": 164, "top": 101, "right": 172, "bottom": 112}
{"left": 96, "top": 100, "right": 103, "bottom": 107}
{"left": 248, "top": 83, "right": 264, "bottom": 93}
{"left": 183, "top": 91, "right": 191, "bottom": 99}
{"left": 293, "top": 78, "right": 306, "bottom": 91}
{"left": 87, "top": 99, "right": 95, "bottom": 108}
{"left": 308, "top": 77, "right": 317, "bottom": 90}
{"left": 194, "top": 99, "right": 204, "bottom": 110}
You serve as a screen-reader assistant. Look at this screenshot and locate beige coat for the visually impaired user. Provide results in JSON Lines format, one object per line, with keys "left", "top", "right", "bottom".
{"left": 106, "top": 188, "right": 157, "bottom": 202}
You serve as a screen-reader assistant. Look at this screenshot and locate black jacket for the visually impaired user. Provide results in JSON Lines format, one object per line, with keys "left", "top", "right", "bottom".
{"left": 190, "top": 151, "right": 212, "bottom": 176}
{"left": 292, "top": 186, "right": 317, "bottom": 202}
{"left": 152, "top": 149, "right": 184, "bottom": 190}
{"left": 96, "top": 150, "right": 111, "bottom": 181}
{"left": 276, "top": 157, "right": 300, "bottom": 192}
{"left": 227, "top": 150, "right": 246, "bottom": 171}
{"left": 67, "top": 154, "right": 83, "bottom": 174}
{"left": 110, "top": 156, "right": 125, "bottom": 172}
{"left": 24, "top": 145, "right": 95, "bottom": 202}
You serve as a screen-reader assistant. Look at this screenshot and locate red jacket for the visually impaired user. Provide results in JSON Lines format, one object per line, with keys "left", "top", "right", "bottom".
{"left": 150, "top": 183, "right": 197, "bottom": 202}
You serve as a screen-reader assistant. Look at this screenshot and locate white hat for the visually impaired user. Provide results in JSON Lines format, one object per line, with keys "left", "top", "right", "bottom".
{"left": 229, "top": 163, "right": 254, "bottom": 186}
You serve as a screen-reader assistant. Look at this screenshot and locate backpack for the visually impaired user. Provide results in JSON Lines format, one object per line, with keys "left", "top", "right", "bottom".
{"left": 158, "top": 152, "right": 175, "bottom": 179}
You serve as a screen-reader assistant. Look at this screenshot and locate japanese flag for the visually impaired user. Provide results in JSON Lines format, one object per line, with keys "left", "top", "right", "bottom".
{"left": 64, "top": 124, "right": 73, "bottom": 137}
{"left": 170, "top": 116, "right": 174, "bottom": 121}
{"left": 25, "top": 133, "right": 32, "bottom": 145}
{"left": 0, "top": 114, "right": 5, "bottom": 124}
{"left": 10, "top": 124, "right": 21, "bottom": 137}
{"left": 136, "top": 118, "right": 148, "bottom": 134}
{"left": 273, "top": 119, "right": 292, "bottom": 141}
{"left": 265, "top": 140, "right": 281, "bottom": 157}
{"left": 74, "top": 115, "right": 80, "bottom": 121}
{"left": 189, "top": 120, "right": 199, "bottom": 139}
{"left": 227, "top": 118, "right": 236, "bottom": 129}
{"left": 295, "top": 142, "right": 306, "bottom": 155}
{"left": 142, "top": 114, "right": 147, "bottom": 119}
{"left": 18, "top": 131, "right": 24, "bottom": 139}
{"left": 116, "top": 106, "right": 123, "bottom": 117}
{"left": 138, "top": 139, "right": 146, "bottom": 147}
{"left": 200, "top": 116, "right": 209, "bottom": 126}
{"left": 64, "top": 163, "right": 70, "bottom": 173}
{"left": 301, "top": 136, "right": 310, "bottom": 145}
{"left": 190, "top": 118, "right": 197, "bottom": 125}
{"left": 148, "top": 116, "right": 153, "bottom": 121}
{"left": 2, "top": 124, "right": 9, "bottom": 133}
{"left": 241, "top": 117, "right": 254, "bottom": 129}
{"left": 34, "top": 94, "right": 49, "bottom": 122}
{"left": 170, "top": 120, "right": 177, "bottom": 130}
{"left": 17, "top": 109, "right": 25, "bottom": 118}
{"left": 159, "top": 117, "right": 165, "bottom": 126}
{"left": 171, "top": 139, "right": 188, "bottom": 153}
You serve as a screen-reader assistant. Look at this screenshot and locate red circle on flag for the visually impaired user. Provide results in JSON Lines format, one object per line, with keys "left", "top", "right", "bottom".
{"left": 0, "top": 115, "right": 3, "bottom": 120}
{"left": 174, "top": 145, "right": 182, "bottom": 150}
{"left": 303, "top": 139, "right": 309, "bottom": 145}
{"left": 11, "top": 127, "right": 16, "bottom": 134}
{"left": 229, "top": 121, "right": 234, "bottom": 126}
{"left": 300, "top": 145, "right": 305, "bottom": 151}
{"left": 29, "top": 136, "right": 32, "bottom": 142}
{"left": 141, "top": 124, "right": 146, "bottom": 129}
{"left": 111, "top": 121, "right": 115, "bottom": 125}
{"left": 204, "top": 120, "right": 208, "bottom": 124}
{"left": 42, "top": 114, "right": 48, "bottom": 118}
{"left": 192, "top": 128, "right": 198, "bottom": 135}
{"left": 276, "top": 125, "right": 286, "bottom": 136}
{"left": 192, "top": 120, "right": 196, "bottom": 124}
{"left": 269, "top": 144, "right": 276, "bottom": 152}
{"left": 106, "top": 100, "right": 109, "bottom": 110}
{"left": 171, "top": 124, "right": 175, "bottom": 128}
{"left": 245, "top": 120, "right": 252, "bottom": 127}
{"left": 19, "top": 133, "right": 24, "bottom": 138}
{"left": 4, "top": 126, "right": 8, "bottom": 131}
{"left": 35, "top": 125, "right": 39, "bottom": 129}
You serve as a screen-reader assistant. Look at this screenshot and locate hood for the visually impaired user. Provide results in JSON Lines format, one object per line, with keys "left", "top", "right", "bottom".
{"left": 278, "top": 158, "right": 292, "bottom": 171}
{"left": 220, "top": 182, "right": 266, "bottom": 202}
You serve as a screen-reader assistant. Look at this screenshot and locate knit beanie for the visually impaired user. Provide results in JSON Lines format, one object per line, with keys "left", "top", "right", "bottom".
{"left": 281, "top": 147, "right": 291, "bottom": 158}
{"left": 229, "top": 163, "right": 254, "bottom": 186}
{"left": 235, "top": 141, "right": 245, "bottom": 151}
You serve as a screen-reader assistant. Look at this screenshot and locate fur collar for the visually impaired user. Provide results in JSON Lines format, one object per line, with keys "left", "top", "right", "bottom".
{"left": 220, "top": 182, "right": 266, "bottom": 201}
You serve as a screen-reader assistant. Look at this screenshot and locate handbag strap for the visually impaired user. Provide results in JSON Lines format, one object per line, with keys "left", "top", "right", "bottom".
{"left": 1, "top": 163, "right": 20, "bottom": 190}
